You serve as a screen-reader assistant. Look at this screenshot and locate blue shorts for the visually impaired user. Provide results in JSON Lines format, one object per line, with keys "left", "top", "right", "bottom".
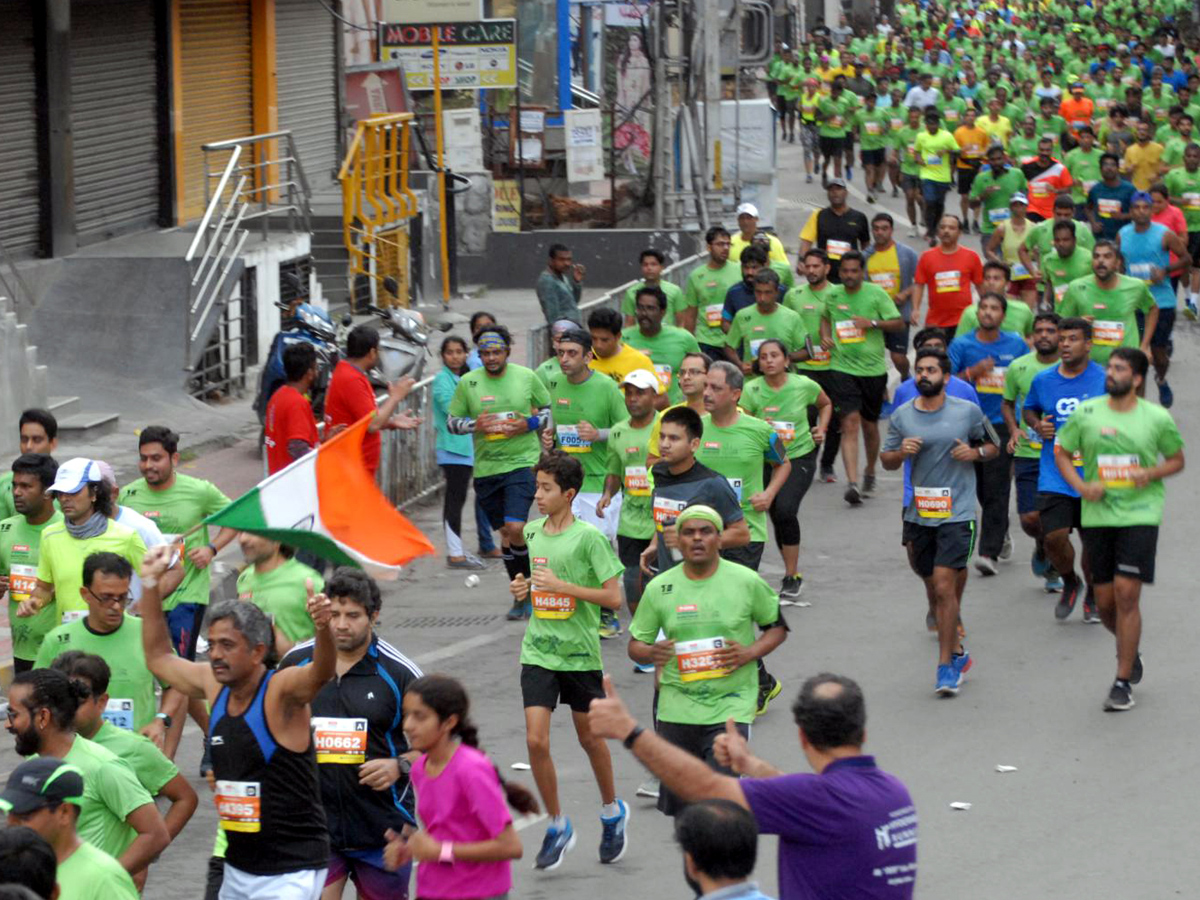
{"left": 167, "top": 601, "right": 206, "bottom": 660}
{"left": 474, "top": 467, "right": 537, "bottom": 529}
{"left": 1014, "top": 457, "right": 1040, "bottom": 515}
{"left": 326, "top": 848, "right": 410, "bottom": 900}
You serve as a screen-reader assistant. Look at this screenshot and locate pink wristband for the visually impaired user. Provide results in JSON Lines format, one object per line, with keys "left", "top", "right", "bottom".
{"left": 439, "top": 841, "right": 454, "bottom": 864}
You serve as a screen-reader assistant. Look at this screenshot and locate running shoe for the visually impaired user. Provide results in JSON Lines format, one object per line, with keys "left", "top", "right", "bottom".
{"left": 447, "top": 554, "right": 487, "bottom": 570}
{"left": 1130, "top": 652, "right": 1143, "bottom": 685}
{"left": 599, "top": 800, "right": 629, "bottom": 864}
{"left": 867, "top": 193, "right": 877, "bottom": 204}
{"left": 1103, "top": 680, "right": 1134, "bottom": 711}
{"left": 806, "top": 174, "right": 813, "bottom": 184}
{"left": 1185, "top": 300, "right": 1199, "bottom": 321}
{"left": 1054, "top": 579, "right": 1080, "bottom": 619}
{"left": 1158, "top": 379, "right": 1174, "bottom": 408}
{"left": 1082, "top": 589, "right": 1101, "bottom": 623}
{"left": 999, "top": 532, "right": 1013, "bottom": 561}
{"left": 1031, "top": 548, "right": 1049, "bottom": 578}
{"left": 780, "top": 574, "right": 804, "bottom": 601}
{"left": 862, "top": 473, "right": 877, "bottom": 495}
{"left": 506, "top": 599, "right": 531, "bottom": 621}
{"left": 951, "top": 649, "right": 973, "bottom": 684}
{"left": 535, "top": 819, "right": 577, "bottom": 870}
{"left": 819, "top": 465, "right": 838, "bottom": 483}
{"left": 846, "top": 165, "right": 854, "bottom": 181}
{"left": 757, "top": 673, "right": 783, "bottom": 716}
{"left": 599, "top": 612, "right": 623, "bottom": 640}
{"left": 911, "top": 226, "right": 922, "bottom": 238}
{"left": 844, "top": 482, "right": 863, "bottom": 506}
{"left": 636, "top": 778, "right": 660, "bottom": 799}
{"left": 935, "top": 663, "right": 960, "bottom": 696}
{"left": 632, "top": 661, "right": 655, "bottom": 674}
{"left": 1043, "top": 573, "right": 1064, "bottom": 593}
{"left": 974, "top": 556, "right": 998, "bottom": 576}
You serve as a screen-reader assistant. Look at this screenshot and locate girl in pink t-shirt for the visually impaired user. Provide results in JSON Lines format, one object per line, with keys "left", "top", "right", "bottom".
{"left": 385, "top": 675, "right": 538, "bottom": 899}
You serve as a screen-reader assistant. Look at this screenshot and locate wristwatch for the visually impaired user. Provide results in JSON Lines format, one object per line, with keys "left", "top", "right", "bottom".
{"left": 978, "top": 446, "right": 985, "bottom": 459}
{"left": 397, "top": 756, "right": 413, "bottom": 777}
{"left": 155, "top": 712, "right": 173, "bottom": 728}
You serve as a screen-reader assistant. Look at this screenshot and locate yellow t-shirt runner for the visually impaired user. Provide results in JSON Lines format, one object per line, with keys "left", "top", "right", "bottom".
{"left": 914, "top": 128, "right": 960, "bottom": 182}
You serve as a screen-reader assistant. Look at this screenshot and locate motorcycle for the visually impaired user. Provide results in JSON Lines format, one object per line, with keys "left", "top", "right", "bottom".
{"left": 254, "top": 300, "right": 340, "bottom": 426}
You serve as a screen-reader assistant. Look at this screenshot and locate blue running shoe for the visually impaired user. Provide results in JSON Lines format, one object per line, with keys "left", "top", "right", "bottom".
{"left": 632, "top": 661, "right": 655, "bottom": 674}
{"left": 599, "top": 799, "right": 629, "bottom": 864}
{"left": 535, "top": 819, "right": 576, "bottom": 870}
{"left": 951, "top": 650, "right": 972, "bottom": 685}
{"left": 935, "top": 664, "right": 959, "bottom": 696}
{"left": 1043, "top": 571, "right": 1064, "bottom": 593}
{"left": 1031, "top": 549, "right": 1049, "bottom": 578}
{"left": 1158, "top": 379, "right": 1173, "bottom": 408}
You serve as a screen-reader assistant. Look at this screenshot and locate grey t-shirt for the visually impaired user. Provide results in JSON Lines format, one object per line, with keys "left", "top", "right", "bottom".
{"left": 884, "top": 395, "right": 995, "bottom": 525}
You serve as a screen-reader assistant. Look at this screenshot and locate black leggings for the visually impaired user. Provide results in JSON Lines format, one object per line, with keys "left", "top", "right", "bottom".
{"left": 441, "top": 464, "right": 473, "bottom": 556}
{"left": 763, "top": 449, "right": 818, "bottom": 547}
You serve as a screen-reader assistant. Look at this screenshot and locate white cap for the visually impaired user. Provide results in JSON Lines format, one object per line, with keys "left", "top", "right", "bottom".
{"left": 48, "top": 458, "right": 102, "bottom": 495}
{"left": 735, "top": 202, "right": 759, "bottom": 218}
{"left": 1009, "top": 192, "right": 1029, "bottom": 206}
{"left": 622, "top": 369, "right": 661, "bottom": 391}
{"left": 96, "top": 461, "right": 118, "bottom": 490}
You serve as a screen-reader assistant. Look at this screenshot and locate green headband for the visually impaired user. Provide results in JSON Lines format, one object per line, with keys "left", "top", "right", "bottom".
{"left": 675, "top": 504, "right": 724, "bottom": 531}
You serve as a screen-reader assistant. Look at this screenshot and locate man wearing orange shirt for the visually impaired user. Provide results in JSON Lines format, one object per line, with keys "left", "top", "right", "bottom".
{"left": 1059, "top": 82, "right": 1095, "bottom": 148}
{"left": 954, "top": 108, "right": 990, "bottom": 234}
{"left": 1022, "top": 138, "right": 1074, "bottom": 222}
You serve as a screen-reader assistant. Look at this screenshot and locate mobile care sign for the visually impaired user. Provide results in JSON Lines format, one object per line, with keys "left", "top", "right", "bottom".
{"left": 379, "top": 19, "right": 517, "bottom": 90}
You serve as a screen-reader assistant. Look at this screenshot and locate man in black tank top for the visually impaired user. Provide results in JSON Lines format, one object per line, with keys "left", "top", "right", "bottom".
{"left": 139, "top": 545, "right": 336, "bottom": 900}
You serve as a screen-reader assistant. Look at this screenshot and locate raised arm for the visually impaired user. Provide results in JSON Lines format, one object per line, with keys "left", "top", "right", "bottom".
{"left": 139, "top": 546, "right": 216, "bottom": 700}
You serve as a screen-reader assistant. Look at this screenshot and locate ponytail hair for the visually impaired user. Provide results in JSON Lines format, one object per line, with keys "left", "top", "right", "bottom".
{"left": 408, "top": 674, "right": 540, "bottom": 816}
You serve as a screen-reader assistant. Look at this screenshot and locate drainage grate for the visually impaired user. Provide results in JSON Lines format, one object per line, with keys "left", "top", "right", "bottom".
{"left": 396, "top": 614, "right": 504, "bottom": 629}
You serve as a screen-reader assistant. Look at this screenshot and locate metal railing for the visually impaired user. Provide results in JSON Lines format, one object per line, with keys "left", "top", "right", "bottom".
{"left": 375, "top": 376, "right": 441, "bottom": 511}
{"left": 526, "top": 251, "right": 704, "bottom": 368}
{"left": 339, "top": 113, "right": 419, "bottom": 309}
{"left": 201, "top": 131, "right": 314, "bottom": 239}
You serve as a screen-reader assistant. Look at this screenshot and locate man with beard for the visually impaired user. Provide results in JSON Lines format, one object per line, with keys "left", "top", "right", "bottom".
{"left": 1055, "top": 348, "right": 1185, "bottom": 711}
{"left": 279, "top": 568, "right": 423, "bottom": 899}
{"left": 882, "top": 348, "right": 998, "bottom": 697}
{"left": 625, "top": 286, "right": 702, "bottom": 404}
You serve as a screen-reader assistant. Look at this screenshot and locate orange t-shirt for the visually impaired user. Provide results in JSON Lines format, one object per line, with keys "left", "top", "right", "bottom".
{"left": 1059, "top": 97, "right": 1095, "bottom": 138}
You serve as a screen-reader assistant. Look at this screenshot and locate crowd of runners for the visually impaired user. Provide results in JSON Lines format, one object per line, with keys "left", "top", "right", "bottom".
{"left": 1, "top": 1, "right": 1197, "bottom": 898}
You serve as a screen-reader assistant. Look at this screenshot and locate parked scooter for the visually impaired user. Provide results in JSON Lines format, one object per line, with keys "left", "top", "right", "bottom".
{"left": 358, "top": 303, "right": 452, "bottom": 388}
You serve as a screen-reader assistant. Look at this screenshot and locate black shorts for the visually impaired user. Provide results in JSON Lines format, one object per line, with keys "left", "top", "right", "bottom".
{"left": 957, "top": 168, "right": 979, "bottom": 194}
{"left": 819, "top": 135, "right": 845, "bottom": 157}
{"left": 899, "top": 172, "right": 921, "bottom": 192}
{"left": 860, "top": 147, "right": 886, "bottom": 167}
{"left": 617, "top": 534, "right": 651, "bottom": 567}
{"left": 1150, "top": 307, "right": 1176, "bottom": 348}
{"left": 721, "top": 542, "right": 765, "bottom": 571}
{"left": 1081, "top": 525, "right": 1159, "bottom": 584}
{"left": 826, "top": 371, "right": 888, "bottom": 422}
{"left": 903, "top": 519, "right": 976, "bottom": 576}
{"left": 1188, "top": 230, "right": 1200, "bottom": 262}
{"left": 1037, "top": 491, "right": 1081, "bottom": 533}
{"left": 520, "top": 664, "right": 604, "bottom": 714}
{"left": 655, "top": 720, "right": 750, "bottom": 816}
{"left": 1014, "top": 457, "right": 1040, "bottom": 515}
{"left": 475, "top": 467, "right": 537, "bottom": 529}
{"left": 884, "top": 324, "right": 911, "bottom": 355}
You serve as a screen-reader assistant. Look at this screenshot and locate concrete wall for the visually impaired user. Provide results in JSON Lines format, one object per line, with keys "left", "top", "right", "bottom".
{"left": 0, "top": 295, "right": 49, "bottom": 458}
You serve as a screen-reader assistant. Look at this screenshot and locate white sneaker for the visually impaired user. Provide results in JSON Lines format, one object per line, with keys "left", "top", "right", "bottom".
{"left": 975, "top": 556, "right": 999, "bottom": 576}
{"left": 636, "top": 778, "right": 660, "bottom": 799}
{"left": 999, "top": 532, "right": 1013, "bottom": 561}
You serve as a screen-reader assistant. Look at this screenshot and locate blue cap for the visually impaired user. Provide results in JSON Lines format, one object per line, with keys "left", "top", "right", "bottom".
{"left": 1130, "top": 191, "right": 1153, "bottom": 205}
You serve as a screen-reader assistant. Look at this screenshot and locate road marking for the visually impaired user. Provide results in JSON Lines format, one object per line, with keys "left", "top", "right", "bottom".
{"left": 413, "top": 630, "right": 509, "bottom": 666}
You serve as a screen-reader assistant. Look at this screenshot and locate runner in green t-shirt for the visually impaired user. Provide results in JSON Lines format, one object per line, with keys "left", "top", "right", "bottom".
{"left": 853, "top": 93, "right": 892, "bottom": 201}
{"left": 628, "top": 503, "right": 785, "bottom": 815}
{"left": 784, "top": 250, "right": 837, "bottom": 374}
{"left": 724, "top": 270, "right": 810, "bottom": 370}
{"left": 685, "top": 228, "right": 742, "bottom": 350}
{"left": 1001, "top": 313, "right": 1061, "bottom": 589}
{"left": 1036, "top": 220, "right": 1096, "bottom": 310}
{"left": 739, "top": 340, "right": 832, "bottom": 599}
{"left": 816, "top": 77, "right": 859, "bottom": 181}
{"left": 0, "top": 409, "right": 60, "bottom": 521}
{"left": 893, "top": 105, "right": 925, "bottom": 234}
{"left": 970, "top": 146, "right": 1030, "bottom": 239}
{"left": 625, "top": 286, "right": 702, "bottom": 403}
{"left": 1054, "top": 348, "right": 1185, "bottom": 712}
{"left": 507, "top": 452, "right": 627, "bottom": 867}
{"left": 1065, "top": 129, "right": 1104, "bottom": 205}
{"left": 1022, "top": 196, "right": 1096, "bottom": 278}
{"left": 1, "top": 454, "right": 63, "bottom": 669}
{"left": 235, "top": 533, "right": 325, "bottom": 649}
{"left": 1164, "top": 143, "right": 1200, "bottom": 319}
{"left": 620, "top": 249, "right": 686, "bottom": 326}
{"left": 1008, "top": 118, "right": 1041, "bottom": 164}
{"left": 1058, "top": 243, "right": 1156, "bottom": 363}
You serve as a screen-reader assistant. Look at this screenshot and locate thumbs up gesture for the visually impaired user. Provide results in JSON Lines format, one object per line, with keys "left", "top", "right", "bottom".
{"left": 305, "top": 577, "right": 333, "bottom": 629}
{"left": 587, "top": 674, "right": 638, "bottom": 741}
{"left": 713, "top": 717, "right": 754, "bottom": 774}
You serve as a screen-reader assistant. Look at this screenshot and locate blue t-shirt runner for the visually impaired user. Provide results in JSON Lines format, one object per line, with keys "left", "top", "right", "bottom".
{"left": 947, "top": 330, "right": 1031, "bottom": 424}
{"left": 1022, "top": 361, "right": 1108, "bottom": 496}
{"left": 1118, "top": 221, "right": 1175, "bottom": 309}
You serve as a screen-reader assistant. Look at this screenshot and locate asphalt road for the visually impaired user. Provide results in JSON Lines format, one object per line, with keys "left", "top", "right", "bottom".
{"left": 6, "top": 135, "right": 1200, "bottom": 899}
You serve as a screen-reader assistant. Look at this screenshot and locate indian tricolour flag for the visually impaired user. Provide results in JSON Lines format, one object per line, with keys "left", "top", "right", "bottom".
{"left": 204, "top": 414, "right": 434, "bottom": 578}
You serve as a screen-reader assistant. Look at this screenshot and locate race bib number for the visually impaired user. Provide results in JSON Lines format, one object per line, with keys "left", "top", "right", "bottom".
{"left": 675, "top": 637, "right": 735, "bottom": 682}
{"left": 62, "top": 610, "right": 86, "bottom": 625}
{"left": 975, "top": 367, "right": 1006, "bottom": 394}
{"left": 865, "top": 121, "right": 881, "bottom": 134}
{"left": 870, "top": 271, "right": 898, "bottom": 294}
{"left": 988, "top": 207, "right": 1011, "bottom": 223}
{"left": 1040, "top": 133, "right": 1058, "bottom": 145}
{"left": 1097, "top": 198, "right": 1121, "bottom": 218}
{"left": 624, "top": 465, "right": 650, "bottom": 496}
{"left": 1030, "top": 180, "right": 1051, "bottom": 196}
{"left": 935, "top": 270, "right": 962, "bottom": 293}
{"left": 1185, "top": 193, "right": 1200, "bottom": 210}
{"left": 653, "top": 364, "right": 673, "bottom": 391}
{"left": 556, "top": 424, "right": 591, "bottom": 453}
{"left": 313, "top": 717, "right": 368, "bottom": 764}
{"left": 531, "top": 590, "right": 575, "bottom": 619}
{"left": 1098, "top": 453, "right": 1139, "bottom": 488}
{"left": 726, "top": 477, "right": 744, "bottom": 503}
{"left": 8, "top": 564, "right": 37, "bottom": 601}
{"left": 925, "top": 154, "right": 943, "bottom": 167}
{"left": 653, "top": 497, "right": 687, "bottom": 527}
{"left": 835, "top": 319, "right": 866, "bottom": 343}
{"left": 1127, "top": 262, "right": 1153, "bottom": 282}
{"left": 1012, "top": 263, "right": 1030, "bottom": 278}
{"left": 1093, "top": 319, "right": 1124, "bottom": 346}
{"left": 769, "top": 420, "right": 796, "bottom": 443}
{"left": 914, "top": 486, "right": 953, "bottom": 519}
{"left": 826, "top": 239, "right": 852, "bottom": 259}
{"left": 484, "top": 410, "right": 517, "bottom": 440}
{"left": 831, "top": 115, "right": 844, "bottom": 128}
{"left": 808, "top": 345, "right": 831, "bottom": 365}
{"left": 705, "top": 303, "right": 724, "bottom": 328}
{"left": 216, "top": 781, "right": 262, "bottom": 833}
{"left": 944, "top": 109, "right": 960, "bottom": 122}
{"left": 102, "top": 699, "right": 135, "bottom": 731}
{"left": 1082, "top": 180, "right": 1098, "bottom": 194}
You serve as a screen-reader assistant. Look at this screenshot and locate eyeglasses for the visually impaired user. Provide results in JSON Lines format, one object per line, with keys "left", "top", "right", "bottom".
{"left": 84, "top": 586, "right": 131, "bottom": 607}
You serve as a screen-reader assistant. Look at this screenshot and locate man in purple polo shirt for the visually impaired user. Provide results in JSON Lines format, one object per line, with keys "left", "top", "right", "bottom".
{"left": 589, "top": 673, "right": 917, "bottom": 900}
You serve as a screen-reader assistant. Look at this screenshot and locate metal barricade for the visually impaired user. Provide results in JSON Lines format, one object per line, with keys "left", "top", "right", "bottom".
{"left": 525, "top": 252, "right": 704, "bottom": 368}
{"left": 375, "top": 376, "right": 441, "bottom": 511}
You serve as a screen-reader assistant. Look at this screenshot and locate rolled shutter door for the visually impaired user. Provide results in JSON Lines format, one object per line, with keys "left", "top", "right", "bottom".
{"left": 276, "top": 0, "right": 339, "bottom": 189}
{"left": 72, "top": 0, "right": 160, "bottom": 245}
{"left": 0, "top": 1, "right": 40, "bottom": 258}
{"left": 177, "top": 0, "right": 253, "bottom": 222}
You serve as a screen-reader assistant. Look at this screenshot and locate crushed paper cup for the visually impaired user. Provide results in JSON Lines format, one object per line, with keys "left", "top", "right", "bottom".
{"left": 995, "top": 765, "right": 1018, "bottom": 773}
{"left": 949, "top": 802, "right": 972, "bottom": 811}
{"left": 510, "top": 762, "right": 532, "bottom": 770}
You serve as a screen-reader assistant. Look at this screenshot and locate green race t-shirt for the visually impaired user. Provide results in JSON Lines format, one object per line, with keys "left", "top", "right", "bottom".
{"left": 685, "top": 260, "right": 743, "bottom": 348}
{"left": 969, "top": 165, "right": 1029, "bottom": 234}
{"left": 546, "top": 370, "right": 629, "bottom": 492}
{"left": 519, "top": 517, "right": 623, "bottom": 672}
{"left": 894, "top": 124, "right": 923, "bottom": 177}
{"left": 61, "top": 735, "right": 154, "bottom": 860}
{"left": 0, "top": 472, "right": 14, "bottom": 520}
{"left": 448, "top": 364, "right": 551, "bottom": 479}
{"left": 1058, "top": 274, "right": 1155, "bottom": 362}
{"left": 56, "top": 839, "right": 141, "bottom": 900}
{"left": 817, "top": 93, "right": 858, "bottom": 138}
{"left": 36, "top": 614, "right": 160, "bottom": 730}
{"left": 724, "top": 304, "right": 809, "bottom": 364}
{"left": 1041, "top": 246, "right": 1095, "bottom": 308}
{"left": 1008, "top": 133, "right": 1041, "bottom": 164}
{"left": 35, "top": 519, "right": 147, "bottom": 624}
{"left": 1057, "top": 396, "right": 1184, "bottom": 527}
{"left": 1003, "top": 352, "right": 1059, "bottom": 458}
{"left": 91, "top": 719, "right": 180, "bottom": 795}
{"left": 0, "top": 511, "right": 63, "bottom": 660}
{"left": 606, "top": 418, "right": 656, "bottom": 540}
{"left": 534, "top": 356, "right": 561, "bottom": 390}
{"left": 696, "top": 413, "right": 786, "bottom": 542}
{"left": 236, "top": 558, "right": 325, "bottom": 643}
{"left": 783, "top": 283, "right": 834, "bottom": 371}
{"left": 1024, "top": 218, "right": 1095, "bottom": 266}
{"left": 1065, "top": 146, "right": 1104, "bottom": 203}
{"left": 855, "top": 107, "right": 892, "bottom": 150}
{"left": 823, "top": 283, "right": 901, "bottom": 376}
{"left": 740, "top": 374, "right": 823, "bottom": 459}
{"left": 955, "top": 300, "right": 1034, "bottom": 338}
{"left": 118, "top": 474, "right": 231, "bottom": 611}
{"left": 621, "top": 280, "right": 685, "bottom": 320}
{"left": 625, "top": 325, "right": 702, "bottom": 403}
{"left": 630, "top": 559, "right": 780, "bottom": 725}
{"left": 1164, "top": 166, "right": 1200, "bottom": 231}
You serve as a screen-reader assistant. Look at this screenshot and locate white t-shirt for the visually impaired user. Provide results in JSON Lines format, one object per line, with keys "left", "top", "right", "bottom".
{"left": 904, "top": 86, "right": 940, "bottom": 109}
{"left": 115, "top": 506, "right": 168, "bottom": 601}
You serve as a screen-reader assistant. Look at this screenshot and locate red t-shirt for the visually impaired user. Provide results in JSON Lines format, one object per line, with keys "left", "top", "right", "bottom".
{"left": 915, "top": 245, "right": 984, "bottom": 327}
{"left": 264, "top": 385, "right": 318, "bottom": 474}
{"left": 325, "top": 360, "right": 380, "bottom": 475}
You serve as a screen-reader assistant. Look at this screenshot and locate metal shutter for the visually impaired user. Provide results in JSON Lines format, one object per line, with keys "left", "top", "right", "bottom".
{"left": 178, "top": 0, "right": 254, "bottom": 222}
{"left": 276, "top": 0, "right": 339, "bottom": 189}
{"left": 72, "top": 0, "right": 161, "bottom": 245}
{"left": 0, "top": 2, "right": 40, "bottom": 258}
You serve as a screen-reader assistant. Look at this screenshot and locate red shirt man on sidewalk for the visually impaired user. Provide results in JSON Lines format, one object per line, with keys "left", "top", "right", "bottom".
{"left": 914, "top": 215, "right": 984, "bottom": 329}
{"left": 264, "top": 344, "right": 320, "bottom": 474}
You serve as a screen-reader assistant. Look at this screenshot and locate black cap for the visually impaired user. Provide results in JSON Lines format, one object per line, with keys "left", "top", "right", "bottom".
{"left": 559, "top": 327, "right": 593, "bottom": 351}
{"left": 0, "top": 758, "right": 84, "bottom": 815}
